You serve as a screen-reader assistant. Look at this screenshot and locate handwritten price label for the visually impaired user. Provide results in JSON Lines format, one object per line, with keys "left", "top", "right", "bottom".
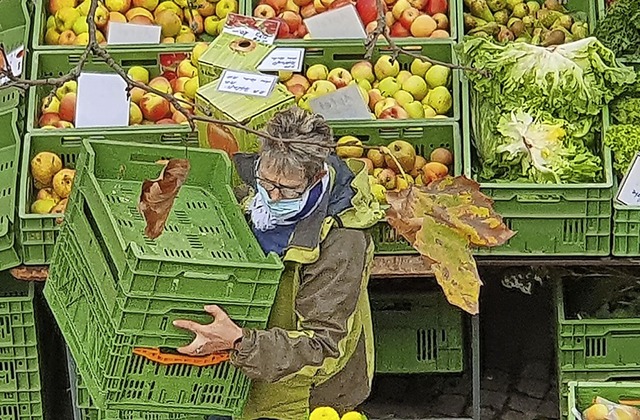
{"left": 222, "top": 13, "right": 279, "bottom": 45}
{"left": 309, "top": 84, "right": 372, "bottom": 120}
{"left": 217, "top": 69, "right": 278, "bottom": 97}
{"left": 616, "top": 152, "right": 640, "bottom": 207}
{"left": 257, "top": 48, "right": 304, "bottom": 72}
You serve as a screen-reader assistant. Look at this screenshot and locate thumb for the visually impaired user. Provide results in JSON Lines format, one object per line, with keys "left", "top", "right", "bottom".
{"left": 204, "top": 304, "right": 228, "bottom": 321}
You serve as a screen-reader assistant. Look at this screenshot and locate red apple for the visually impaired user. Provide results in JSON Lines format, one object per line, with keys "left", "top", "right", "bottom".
{"left": 279, "top": 10, "right": 302, "bottom": 32}
{"left": 172, "top": 110, "right": 189, "bottom": 124}
{"left": 162, "top": 71, "right": 177, "bottom": 82}
{"left": 59, "top": 92, "right": 77, "bottom": 123}
{"left": 407, "top": 0, "right": 426, "bottom": 9}
{"left": 140, "top": 93, "right": 171, "bottom": 122}
{"left": 275, "top": 18, "right": 291, "bottom": 38}
{"left": 426, "top": 0, "right": 447, "bottom": 15}
{"left": 287, "top": 84, "right": 307, "bottom": 100}
{"left": 294, "top": 23, "right": 308, "bottom": 37}
{"left": 379, "top": 105, "right": 409, "bottom": 119}
{"left": 266, "top": 0, "right": 287, "bottom": 12}
{"left": 285, "top": 74, "right": 311, "bottom": 90}
{"left": 355, "top": 0, "right": 379, "bottom": 26}
{"left": 149, "top": 76, "right": 173, "bottom": 94}
{"left": 399, "top": 7, "right": 419, "bottom": 29}
{"left": 254, "top": 4, "right": 277, "bottom": 18}
{"left": 38, "top": 113, "right": 61, "bottom": 128}
{"left": 171, "top": 77, "right": 190, "bottom": 93}
{"left": 292, "top": 0, "right": 312, "bottom": 6}
{"left": 390, "top": 21, "right": 411, "bottom": 36}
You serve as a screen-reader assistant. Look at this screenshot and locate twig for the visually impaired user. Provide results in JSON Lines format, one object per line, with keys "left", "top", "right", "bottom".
{"left": 364, "top": 0, "right": 490, "bottom": 78}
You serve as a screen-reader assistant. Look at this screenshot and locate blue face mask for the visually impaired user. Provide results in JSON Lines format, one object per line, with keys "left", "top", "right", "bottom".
{"left": 256, "top": 183, "right": 306, "bottom": 219}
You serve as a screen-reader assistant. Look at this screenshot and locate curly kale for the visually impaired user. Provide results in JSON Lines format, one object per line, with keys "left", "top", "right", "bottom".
{"left": 594, "top": 0, "right": 640, "bottom": 60}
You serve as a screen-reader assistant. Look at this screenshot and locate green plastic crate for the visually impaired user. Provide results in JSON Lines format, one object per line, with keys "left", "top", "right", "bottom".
{"left": 29, "top": 1, "right": 241, "bottom": 51}
{"left": 613, "top": 202, "right": 640, "bottom": 256}
{"left": 293, "top": 40, "right": 461, "bottom": 122}
{"left": 461, "top": 80, "right": 613, "bottom": 256}
{"left": 568, "top": 381, "right": 640, "bottom": 420}
{"left": 555, "top": 278, "right": 640, "bottom": 378}
{"left": 457, "top": 0, "right": 597, "bottom": 42}
{"left": 330, "top": 120, "right": 462, "bottom": 254}
{"left": 0, "top": 0, "right": 31, "bottom": 114}
{"left": 67, "top": 351, "right": 205, "bottom": 420}
{"left": 371, "top": 291, "right": 464, "bottom": 374}
{"left": 44, "top": 139, "right": 284, "bottom": 415}
{"left": 0, "top": 272, "right": 44, "bottom": 420}
{"left": 27, "top": 48, "right": 203, "bottom": 133}
{"left": 0, "top": 109, "right": 21, "bottom": 270}
{"left": 18, "top": 130, "right": 197, "bottom": 265}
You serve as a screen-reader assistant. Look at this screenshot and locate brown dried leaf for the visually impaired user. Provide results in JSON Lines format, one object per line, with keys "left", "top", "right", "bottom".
{"left": 385, "top": 176, "right": 515, "bottom": 314}
{"left": 10, "top": 266, "right": 49, "bottom": 282}
{"left": 138, "top": 159, "right": 190, "bottom": 240}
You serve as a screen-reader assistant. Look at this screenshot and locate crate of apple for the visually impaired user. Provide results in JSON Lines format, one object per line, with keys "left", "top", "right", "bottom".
{"left": 252, "top": 0, "right": 449, "bottom": 39}
{"left": 36, "top": 45, "right": 210, "bottom": 129}
{"left": 336, "top": 136, "right": 453, "bottom": 203}
{"left": 284, "top": 54, "right": 453, "bottom": 120}
{"left": 41, "top": 0, "right": 237, "bottom": 47}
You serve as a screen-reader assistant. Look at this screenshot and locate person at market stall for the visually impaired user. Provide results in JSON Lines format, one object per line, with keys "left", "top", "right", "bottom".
{"left": 173, "top": 106, "right": 384, "bottom": 420}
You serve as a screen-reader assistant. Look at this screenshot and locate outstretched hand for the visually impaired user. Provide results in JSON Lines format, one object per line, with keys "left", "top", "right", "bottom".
{"left": 173, "top": 305, "right": 243, "bottom": 356}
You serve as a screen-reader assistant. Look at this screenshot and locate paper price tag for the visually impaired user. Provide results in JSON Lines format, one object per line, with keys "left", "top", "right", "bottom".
{"left": 257, "top": 48, "right": 305, "bottom": 72}
{"left": 309, "top": 84, "right": 372, "bottom": 120}
{"left": 616, "top": 152, "right": 640, "bottom": 207}
{"left": 0, "top": 45, "right": 26, "bottom": 86}
{"left": 304, "top": 4, "right": 366, "bottom": 39}
{"left": 107, "top": 22, "right": 161, "bottom": 45}
{"left": 217, "top": 69, "right": 278, "bottom": 97}
{"left": 223, "top": 13, "right": 280, "bottom": 45}
{"left": 75, "top": 72, "right": 130, "bottom": 128}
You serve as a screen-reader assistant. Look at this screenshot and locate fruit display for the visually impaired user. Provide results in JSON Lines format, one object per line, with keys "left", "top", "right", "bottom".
{"left": 252, "top": 0, "right": 450, "bottom": 39}
{"left": 463, "top": 0, "right": 589, "bottom": 46}
{"left": 42, "top": 0, "right": 236, "bottom": 46}
{"left": 29, "top": 151, "right": 75, "bottom": 216}
{"left": 286, "top": 55, "right": 453, "bottom": 120}
{"left": 36, "top": 43, "right": 208, "bottom": 129}
{"left": 335, "top": 136, "right": 453, "bottom": 202}
{"left": 309, "top": 407, "right": 367, "bottom": 420}
{"left": 582, "top": 397, "right": 640, "bottom": 420}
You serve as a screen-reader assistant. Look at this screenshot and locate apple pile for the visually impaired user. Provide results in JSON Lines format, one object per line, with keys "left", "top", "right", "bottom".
{"left": 284, "top": 55, "right": 453, "bottom": 119}
{"left": 252, "top": 0, "right": 449, "bottom": 39}
{"left": 336, "top": 136, "right": 453, "bottom": 203}
{"left": 44, "top": 0, "right": 237, "bottom": 46}
{"left": 38, "top": 43, "right": 209, "bottom": 129}
{"left": 29, "top": 151, "right": 75, "bottom": 216}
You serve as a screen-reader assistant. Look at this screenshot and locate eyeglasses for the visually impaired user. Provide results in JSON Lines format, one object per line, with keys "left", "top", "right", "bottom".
{"left": 257, "top": 177, "right": 308, "bottom": 199}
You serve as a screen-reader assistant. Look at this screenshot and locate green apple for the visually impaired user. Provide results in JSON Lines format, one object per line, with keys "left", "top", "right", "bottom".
{"left": 306, "top": 64, "right": 329, "bottom": 82}
{"left": 410, "top": 58, "right": 432, "bottom": 77}
{"left": 402, "top": 75, "right": 428, "bottom": 101}
{"left": 378, "top": 77, "right": 401, "bottom": 97}
{"left": 374, "top": 98, "right": 398, "bottom": 117}
{"left": 55, "top": 80, "right": 77, "bottom": 100}
{"left": 396, "top": 70, "right": 412, "bottom": 85}
{"left": 426, "top": 86, "right": 452, "bottom": 115}
{"left": 404, "top": 100, "right": 424, "bottom": 119}
{"left": 374, "top": 55, "right": 400, "bottom": 80}
{"left": 308, "top": 80, "right": 337, "bottom": 95}
{"left": 357, "top": 79, "right": 373, "bottom": 91}
{"left": 425, "top": 65, "right": 451, "bottom": 89}
{"left": 298, "top": 93, "right": 318, "bottom": 112}
{"left": 350, "top": 61, "right": 375, "bottom": 83}
{"left": 393, "top": 90, "right": 414, "bottom": 107}
{"left": 423, "top": 104, "right": 437, "bottom": 117}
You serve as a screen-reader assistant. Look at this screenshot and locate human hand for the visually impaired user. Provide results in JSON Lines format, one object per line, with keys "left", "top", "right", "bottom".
{"left": 173, "top": 305, "right": 243, "bottom": 356}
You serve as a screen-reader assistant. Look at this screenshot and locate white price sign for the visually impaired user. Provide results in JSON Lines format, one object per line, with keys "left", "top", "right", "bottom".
{"left": 616, "top": 152, "right": 640, "bottom": 207}
{"left": 217, "top": 69, "right": 278, "bottom": 97}
{"left": 257, "top": 48, "right": 305, "bottom": 72}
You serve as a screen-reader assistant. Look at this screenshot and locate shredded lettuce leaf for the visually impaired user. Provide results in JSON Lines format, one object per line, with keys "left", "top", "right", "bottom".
{"left": 604, "top": 124, "right": 640, "bottom": 177}
{"left": 456, "top": 37, "right": 636, "bottom": 122}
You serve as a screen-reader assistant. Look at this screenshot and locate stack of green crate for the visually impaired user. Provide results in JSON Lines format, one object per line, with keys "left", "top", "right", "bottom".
{"left": 458, "top": 0, "right": 614, "bottom": 256}
{"left": 0, "top": 0, "right": 31, "bottom": 270}
{"left": 45, "top": 139, "right": 284, "bottom": 415}
{"left": 555, "top": 276, "right": 640, "bottom": 418}
{"left": 0, "top": 271, "right": 44, "bottom": 420}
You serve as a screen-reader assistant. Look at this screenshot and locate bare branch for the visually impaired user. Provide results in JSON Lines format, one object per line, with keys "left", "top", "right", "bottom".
{"left": 364, "top": 0, "right": 490, "bottom": 78}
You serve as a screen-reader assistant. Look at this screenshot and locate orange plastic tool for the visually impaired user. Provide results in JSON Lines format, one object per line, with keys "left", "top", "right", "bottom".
{"left": 133, "top": 347, "right": 230, "bottom": 367}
